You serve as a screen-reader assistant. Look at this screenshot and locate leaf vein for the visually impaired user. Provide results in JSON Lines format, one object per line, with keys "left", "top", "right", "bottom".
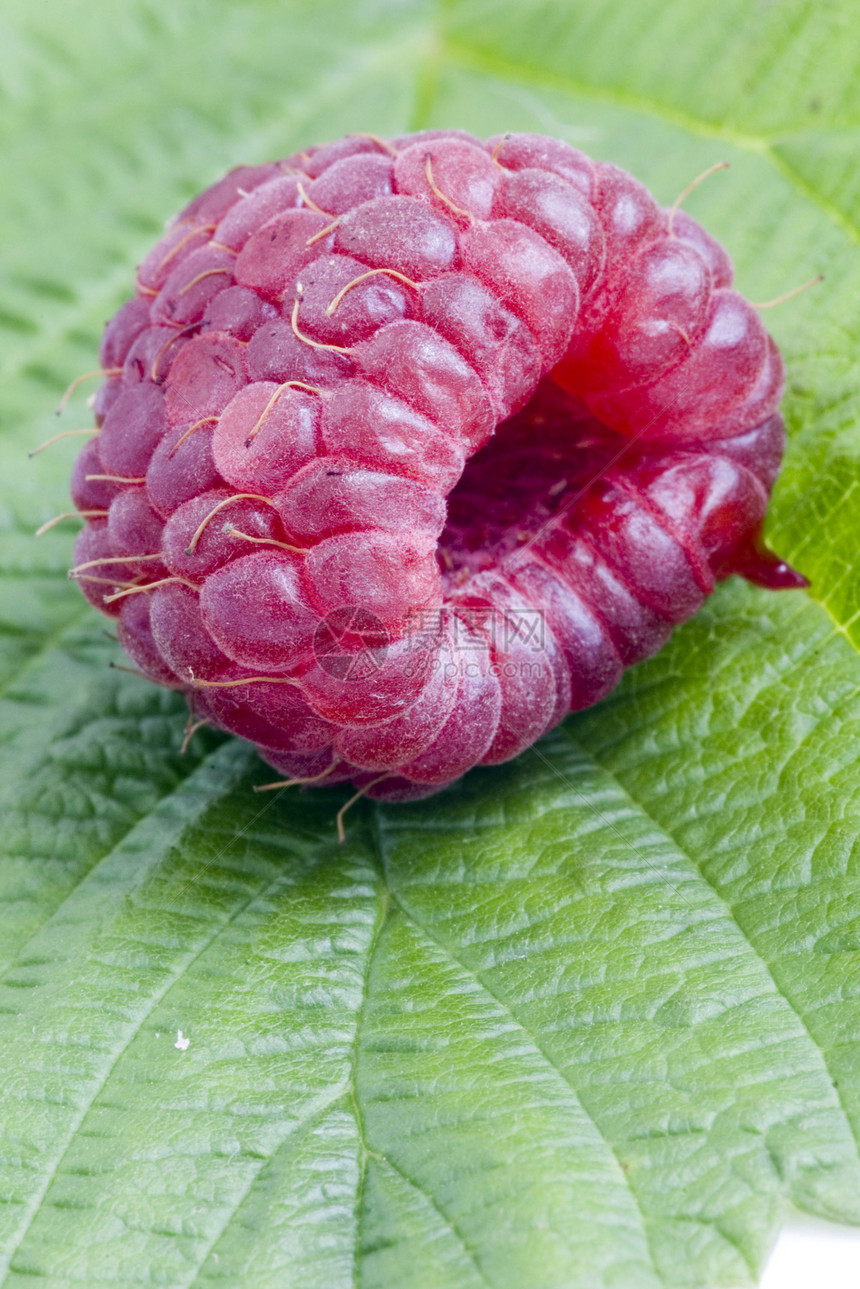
{"left": 372, "top": 807, "right": 663, "bottom": 1283}
{"left": 184, "top": 1088, "right": 352, "bottom": 1289}
{"left": 375, "top": 1153, "right": 493, "bottom": 1289}
{"left": 0, "top": 602, "right": 91, "bottom": 705}
{"left": 561, "top": 728, "right": 860, "bottom": 1169}
{"left": 442, "top": 39, "right": 860, "bottom": 246}
{"left": 349, "top": 876, "right": 391, "bottom": 1289}
{"left": 0, "top": 751, "right": 270, "bottom": 1285}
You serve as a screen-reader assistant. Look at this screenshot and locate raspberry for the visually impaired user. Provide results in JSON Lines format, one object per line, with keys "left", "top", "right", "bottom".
{"left": 63, "top": 130, "right": 806, "bottom": 813}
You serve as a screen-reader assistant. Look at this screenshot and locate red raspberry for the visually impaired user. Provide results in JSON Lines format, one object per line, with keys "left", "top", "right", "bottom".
{"left": 66, "top": 130, "right": 806, "bottom": 808}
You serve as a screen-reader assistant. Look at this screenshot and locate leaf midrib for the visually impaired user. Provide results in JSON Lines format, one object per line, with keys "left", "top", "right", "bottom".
{"left": 369, "top": 811, "right": 665, "bottom": 1288}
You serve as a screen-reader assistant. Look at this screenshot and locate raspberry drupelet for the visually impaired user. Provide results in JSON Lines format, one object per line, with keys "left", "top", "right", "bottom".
{"left": 67, "top": 130, "right": 806, "bottom": 804}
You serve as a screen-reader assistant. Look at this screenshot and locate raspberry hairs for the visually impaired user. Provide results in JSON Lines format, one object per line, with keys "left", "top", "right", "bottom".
{"left": 63, "top": 130, "right": 806, "bottom": 806}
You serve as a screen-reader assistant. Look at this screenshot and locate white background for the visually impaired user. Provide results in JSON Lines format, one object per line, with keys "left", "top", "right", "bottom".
{"left": 759, "top": 1218, "right": 860, "bottom": 1288}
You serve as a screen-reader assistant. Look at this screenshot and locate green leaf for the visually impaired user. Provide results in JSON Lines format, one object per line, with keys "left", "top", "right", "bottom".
{"left": 1, "top": 1, "right": 860, "bottom": 1285}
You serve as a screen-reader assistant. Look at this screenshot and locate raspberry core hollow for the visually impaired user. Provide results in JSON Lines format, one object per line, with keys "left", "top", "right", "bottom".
{"left": 66, "top": 129, "right": 806, "bottom": 805}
